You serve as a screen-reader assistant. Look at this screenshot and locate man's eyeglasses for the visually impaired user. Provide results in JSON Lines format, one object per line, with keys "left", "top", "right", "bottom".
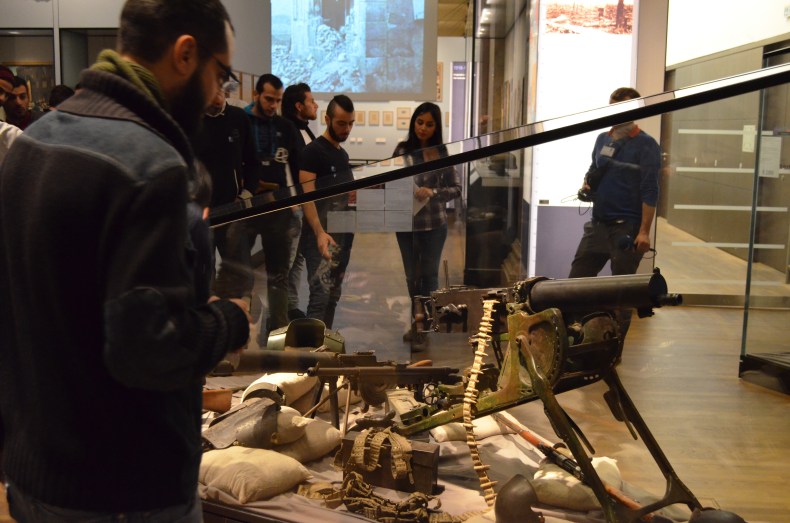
{"left": 212, "top": 55, "right": 240, "bottom": 93}
{"left": 197, "top": 42, "right": 240, "bottom": 93}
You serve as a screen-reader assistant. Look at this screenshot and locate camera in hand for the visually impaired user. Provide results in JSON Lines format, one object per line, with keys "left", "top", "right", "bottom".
{"left": 577, "top": 164, "right": 608, "bottom": 202}
{"left": 618, "top": 234, "right": 656, "bottom": 253}
{"left": 577, "top": 187, "right": 593, "bottom": 202}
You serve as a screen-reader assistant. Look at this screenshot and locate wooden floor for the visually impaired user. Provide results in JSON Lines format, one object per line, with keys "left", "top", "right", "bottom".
{"left": 2, "top": 219, "right": 788, "bottom": 522}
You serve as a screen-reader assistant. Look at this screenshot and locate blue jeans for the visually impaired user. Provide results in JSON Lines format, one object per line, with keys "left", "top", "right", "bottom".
{"left": 301, "top": 230, "right": 354, "bottom": 329}
{"left": 6, "top": 482, "right": 202, "bottom": 523}
{"left": 286, "top": 207, "right": 304, "bottom": 312}
{"left": 396, "top": 225, "right": 448, "bottom": 300}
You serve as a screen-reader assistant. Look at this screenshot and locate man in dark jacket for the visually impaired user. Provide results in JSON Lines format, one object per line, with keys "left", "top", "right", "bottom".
{"left": 244, "top": 73, "right": 301, "bottom": 345}
{"left": 193, "top": 88, "right": 259, "bottom": 301}
{"left": 0, "top": 0, "right": 250, "bottom": 520}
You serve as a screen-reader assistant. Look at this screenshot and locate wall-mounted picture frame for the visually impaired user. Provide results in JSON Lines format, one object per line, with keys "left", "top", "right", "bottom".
{"left": 9, "top": 63, "right": 55, "bottom": 111}
{"left": 356, "top": 110, "right": 366, "bottom": 125}
{"left": 393, "top": 156, "right": 404, "bottom": 166}
{"left": 229, "top": 70, "right": 244, "bottom": 102}
{"left": 368, "top": 110, "right": 380, "bottom": 126}
{"left": 396, "top": 117, "right": 410, "bottom": 130}
{"left": 445, "top": 111, "right": 450, "bottom": 127}
{"left": 251, "top": 75, "right": 258, "bottom": 100}
{"left": 396, "top": 107, "right": 411, "bottom": 119}
{"left": 382, "top": 111, "right": 394, "bottom": 126}
{"left": 379, "top": 159, "right": 391, "bottom": 166}
{"left": 436, "top": 61, "right": 443, "bottom": 102}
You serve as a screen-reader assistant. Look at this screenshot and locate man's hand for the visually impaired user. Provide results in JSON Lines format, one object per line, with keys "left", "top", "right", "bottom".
{"left": 317, "top": 231, "right": 337, "bottom": 260}
{"left": 634, "top": 231, "right": 651, "bottom": 254}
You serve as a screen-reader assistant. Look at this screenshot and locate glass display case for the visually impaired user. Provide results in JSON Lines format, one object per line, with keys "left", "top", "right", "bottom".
{"left": 661, "top": 45, "right": 790, "bottom": 393}
{"left": 198, "top": 63, "right": 789, "bottom": 522}
{"left": 207, "top": 61, "right": 790, "bottom": 373}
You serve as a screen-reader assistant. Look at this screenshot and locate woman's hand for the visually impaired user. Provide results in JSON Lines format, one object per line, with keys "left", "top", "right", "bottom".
{"left": 415, "top": 186, "right": 434, "bottom": 202}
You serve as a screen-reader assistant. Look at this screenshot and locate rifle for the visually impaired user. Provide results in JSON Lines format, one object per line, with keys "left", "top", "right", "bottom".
{"left": 256, "top": 349, "right": 462, "bottom": 407}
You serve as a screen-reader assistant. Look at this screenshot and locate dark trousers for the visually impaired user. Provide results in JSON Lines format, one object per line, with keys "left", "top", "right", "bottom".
{"left": 6, "top": 481, "right": 201, "bottom": 522}
{"left": 569, "top": 220, "right": 642, "bottom": 278}
{"left": 396, "top": 225, "right": 448, "bottom": 300}
{"left": 302, "top": 230, "right": 354, "bottom": 329}
{"left": 211, "top": 221, "right": 253, "bottom": 299}
{"left": 568, "top": 220, "right": 643, "bottom": 339}
{"left": 248, "top": 211, "right": 292, "bottom": 341}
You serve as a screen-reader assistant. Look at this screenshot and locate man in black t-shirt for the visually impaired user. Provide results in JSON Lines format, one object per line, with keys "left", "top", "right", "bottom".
{"left": 299, "top": 94, "right": 355, "bottom": 328}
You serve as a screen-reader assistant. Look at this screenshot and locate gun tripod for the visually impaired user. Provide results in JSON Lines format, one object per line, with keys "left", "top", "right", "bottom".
{"left": 516, "top": 328, "right": 701, "bottom": 522}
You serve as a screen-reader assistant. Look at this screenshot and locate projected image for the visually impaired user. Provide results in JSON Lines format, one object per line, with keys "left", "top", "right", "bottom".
{"left": 271, "top": 0, "right": 425, "bottom": 95}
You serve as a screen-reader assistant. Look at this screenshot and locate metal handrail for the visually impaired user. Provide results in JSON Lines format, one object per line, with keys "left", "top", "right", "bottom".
{"left": 209, "top": 63, "right": 790, "bottom": 227}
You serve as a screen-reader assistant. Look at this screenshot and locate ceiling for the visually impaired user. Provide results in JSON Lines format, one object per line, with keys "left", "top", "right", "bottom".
{"left": 438, "top": 0, "right": 471, "bottom": 37}
{"left": 438, "top": 0, "right": 527, "bottom": 38}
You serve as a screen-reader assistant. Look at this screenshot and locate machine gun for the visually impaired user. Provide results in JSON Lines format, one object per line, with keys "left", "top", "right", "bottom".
{"left": 383, "top": 269, "right": 701, "bottom": 523}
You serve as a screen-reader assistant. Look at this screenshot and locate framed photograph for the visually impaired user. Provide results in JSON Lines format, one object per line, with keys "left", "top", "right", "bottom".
{"left": 382, "top": 111, "right": 394, "bottom": 126}
{"left": 249, "top": 74, "right": 258, "bottom": 101}
{"left": 356, "top": 110, "right": 366, "bottom": 125}
{"left": 393, "top": 156, "right": 404, "bottom": 166}
{"left": 396, "top": 107, "right": 411, "bottom": 119}
{"left": 368, "top": 110, "right": 380, "bottom": 126}
{"left": 396, "top": 117, "right": 410, "bottom": 130}
{"left": 10, "top": 63, "right": 55, "bottom": 110}
{"left": 445, "top": 111, "right": 450, "bottom": 127}
{"left": 436, "top": 61, "right": 443, "bottom": 102}
{"left": 320, "top": 110, "right": 327, "bottom": 122}
{"left": 379, "top": 159, "right": 391, "bottom": 166}
{"left": 229, "top": 70, "right": 243, "bottom": 101}
{"left": 503, "top": 80, "right": 510, "bottom": 128}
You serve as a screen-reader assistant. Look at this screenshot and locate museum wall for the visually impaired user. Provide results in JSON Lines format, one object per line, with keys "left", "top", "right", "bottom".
{"left": 0, "top": 0, "right": 267, "bottom": 83}
{"left": 665, "top": 0, "right": 790, "bottom": 68}
{"left": 0, "top": 35, "right": 53, "bottom": 64}
{"left": 0, "top": 1, "right": 463, "bottom": 164}
{"left": 662, "top": 48, "right": 764, "bottom": 265}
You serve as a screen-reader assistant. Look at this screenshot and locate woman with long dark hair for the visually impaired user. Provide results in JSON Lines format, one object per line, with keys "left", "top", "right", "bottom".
{"left": 393, "top": 102, "right": 461, "bottom": 350}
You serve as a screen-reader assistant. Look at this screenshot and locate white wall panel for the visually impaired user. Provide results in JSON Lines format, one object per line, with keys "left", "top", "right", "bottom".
{"left": 0, "top": 0, "right": 54, "bottom": 28}
{"left": 223, "top": 0, "right": 267, "bottom": 75}
{"left": 58, "top": 0, "right": 125, "bottom": 28}
{"left": 666, "top": 0, "right": 790, "bottom": 67}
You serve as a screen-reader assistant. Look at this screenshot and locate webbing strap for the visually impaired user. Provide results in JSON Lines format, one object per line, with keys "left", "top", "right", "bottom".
{"left": 348, "top": 428, "right": 414, "bottom": 482}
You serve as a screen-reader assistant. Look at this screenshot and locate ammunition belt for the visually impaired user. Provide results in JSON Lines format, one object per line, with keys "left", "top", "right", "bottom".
{"left": 296, "top": 481, "right": 344, "bottom": 509}
{"left": 462, "top": 299, "right": 498, "bottom": 507}
{"left": 340, "top": 471, "right": 480, "bottom": 523}
{"left": 340, "top": 427, "right": 414, "bottom": 483}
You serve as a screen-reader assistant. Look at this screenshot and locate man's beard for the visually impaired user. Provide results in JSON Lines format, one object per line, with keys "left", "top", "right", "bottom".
{"left": 256, "top": 98, "right": 272, "bottom": 119}
{"left": 327, "top": 120, "right": 347, "bottom": 143}
{"left": 171, "top": 67, "right": 207, "bottom": 138}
